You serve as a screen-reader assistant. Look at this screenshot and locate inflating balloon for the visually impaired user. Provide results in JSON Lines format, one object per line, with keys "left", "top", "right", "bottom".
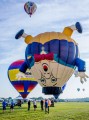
{"left": 8, "top": 60, "right": 38, "bottom": 98}
{"left": 15, "top": 22, "right": 88, "bottom": 97}
{"left": 24, "top": 1, "right": 37, "bottom": 17}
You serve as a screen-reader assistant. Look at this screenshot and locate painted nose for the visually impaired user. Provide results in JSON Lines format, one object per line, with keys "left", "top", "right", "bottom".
{"left": 43, "top": 65, "right": 48, "bottom": 72}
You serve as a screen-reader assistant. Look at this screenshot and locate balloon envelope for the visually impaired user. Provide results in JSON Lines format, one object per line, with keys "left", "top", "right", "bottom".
{"left": 16, "top": 23, "right": 86, "bottom": 97}
{"left": 8, "top": 60, "right": 38, "bottom": 98}
{"left": 24, "top": 1, "right": 37, "bottom": 17}
{"left": 24, "top": 32, "right": 76, "bottom": 95}
{"left": 82, "top": 88, "right": 85, "bottom": 91}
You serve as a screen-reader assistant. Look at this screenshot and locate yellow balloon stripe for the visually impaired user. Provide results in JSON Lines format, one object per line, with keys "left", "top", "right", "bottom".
{"left": 27, "top": 90, "right": 32, "bottom": 92}
{"left": 8, "top": 69, "right": 36, "bottom": 81}
{"left": 18, "top": 90, "right": 24, "bottom": 92}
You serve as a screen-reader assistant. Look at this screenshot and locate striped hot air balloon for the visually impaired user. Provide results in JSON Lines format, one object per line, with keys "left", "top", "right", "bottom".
{"left": 8, "top": 60, "right": 38, "bottom": 98}
{"left": 24, "top": 1, "right": 37, "bottom": 17}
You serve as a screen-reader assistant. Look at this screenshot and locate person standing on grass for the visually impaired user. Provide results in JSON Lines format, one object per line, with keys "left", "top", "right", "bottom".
{"left": 33, "top": 99, "right": 37, "bottom": 111}
{"left": 45, "top": 99, "right": 48, "bottom": 114}
{"left": 19, "top": 100, "right": 22, "bottom": 107}
{"left": 28, "top": 100, "right": 31, "bottom": 111}
{"left": 48, "top": 99, "right": 51, "bottom": 113}
{"left": 2, "top": 99, "right": 6, "bottom": 113}
{"left": 10, "top": 100, "right": 14, "bottom": 112}
{"left": 40, "top": 99, "right": 44, "bottom": 111}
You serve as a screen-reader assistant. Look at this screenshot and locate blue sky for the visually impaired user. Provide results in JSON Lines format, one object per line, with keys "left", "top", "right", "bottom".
{"left": 0, "top": 0, "right": 89, "bottom": 99}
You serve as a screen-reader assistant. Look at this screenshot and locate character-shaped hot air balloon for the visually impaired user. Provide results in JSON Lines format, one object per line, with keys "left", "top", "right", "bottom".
{"left": 24, "top": 1, "right": 37, "bottom": 17}
{"left": 8, "top": 60, "right": 38, "bottom": 98}
{"left": 15, "top": 22, "right": 88, "bottom": 97}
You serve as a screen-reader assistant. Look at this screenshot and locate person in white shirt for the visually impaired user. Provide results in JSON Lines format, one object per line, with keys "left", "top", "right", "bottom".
{"left": 33, "top": 99, "right": 37, "bottom": 111}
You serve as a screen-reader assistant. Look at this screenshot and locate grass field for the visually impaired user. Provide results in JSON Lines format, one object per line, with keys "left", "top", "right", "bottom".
{"left": 0, "top": 102, "right": 89, "bottom": 120}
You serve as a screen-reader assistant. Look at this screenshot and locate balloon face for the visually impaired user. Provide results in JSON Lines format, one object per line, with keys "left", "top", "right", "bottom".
{"left": 24, "top": 1, "right": 37, "bottom": 17}
{"left": 8, "top": 60, "right": 38, "bottom": 98}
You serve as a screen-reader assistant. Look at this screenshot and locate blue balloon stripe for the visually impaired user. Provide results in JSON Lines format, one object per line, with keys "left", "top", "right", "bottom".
{"left": 10, "top": 81, "right": 38, "bottom": 85}
{"left": 67, "top": 42, "right": 75, "bottom": 64}
{"left": 8, "top": 65, "right": 21, "bottom": 70}
{"left": 59, "top": 40, "right": 68, "bottom": 62}
{"left": 49, "top": 39, "right": 60, "bottom": 54}
{"left": 44, "top": 42, "right": 50, "bottom": 53}
{"left": 75, "top": 45, "right": 79, "bottom": 59}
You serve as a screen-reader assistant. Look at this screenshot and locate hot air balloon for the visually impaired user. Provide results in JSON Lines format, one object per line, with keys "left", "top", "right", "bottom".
{"left": 82, "top": 88, "right": 85, "bottom": 91}
{"left": 24, "top": 1, "right": 37, "bottom": 17}
{"left": 15, "top": 22, "right": 88, "bottom": 97}
{"left": 8, "top": 60, "right": 38, "bottom": 98}
{"left": 77, "top": 88, "right": 80, "bottom": 92}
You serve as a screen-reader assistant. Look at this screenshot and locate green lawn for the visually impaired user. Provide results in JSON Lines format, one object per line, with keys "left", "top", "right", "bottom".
{"left": 0, "top": 102, "right": 89, "bottom": 120}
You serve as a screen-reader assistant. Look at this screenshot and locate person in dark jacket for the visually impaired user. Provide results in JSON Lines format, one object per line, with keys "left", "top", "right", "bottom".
{"left": 40, "top": 99, "right": 44, "bottom": 111}
{"left": 10, "top": 100, "right": 14, "bottom": 112}
{"left": 28, "top": 100, "right": 31, "bottom": 111}
{"left": 2, "top": 99, "right": 6, "bottom": 113}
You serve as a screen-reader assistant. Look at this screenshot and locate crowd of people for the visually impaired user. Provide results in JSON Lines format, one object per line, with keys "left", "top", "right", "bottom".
{"left": 2, "top": 99, "right": 52, "bottom": 114}
{"left": 27, "top": 99, "right": 52, "bottom": 114}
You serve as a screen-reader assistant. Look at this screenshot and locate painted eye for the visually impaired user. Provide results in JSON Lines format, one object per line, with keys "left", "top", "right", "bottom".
{"left": 25, "top": 72, "right": 31, "bottom": 75}
{"left": 51, "top": 77, "right": 57, "bottom": 83}
{"left": 40, "top": 78, "right": 46, "bottom": 83}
